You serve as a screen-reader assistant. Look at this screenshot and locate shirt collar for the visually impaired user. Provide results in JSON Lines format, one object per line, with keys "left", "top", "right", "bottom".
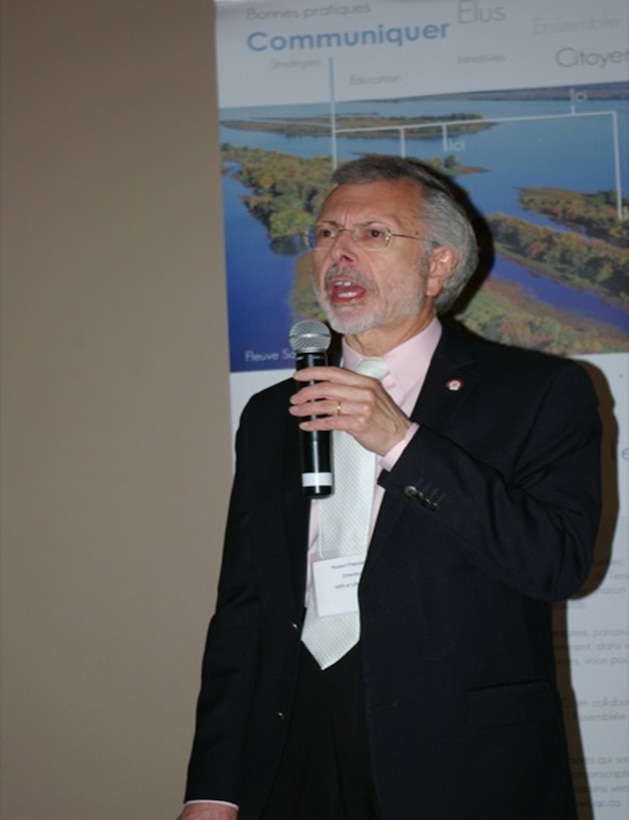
{"left": 342, "top": 317, "right": 442, "bottom": 399}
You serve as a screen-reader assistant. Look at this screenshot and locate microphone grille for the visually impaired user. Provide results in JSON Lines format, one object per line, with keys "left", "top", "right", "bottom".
{"left": 289, "top": 320, "right": 331, "bottom": 353}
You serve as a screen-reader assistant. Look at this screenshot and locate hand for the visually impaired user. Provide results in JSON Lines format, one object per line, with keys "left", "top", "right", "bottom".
{"left": 290, "top": 365, "right": 411, "bottom": 456}
{"left": 176, "top": 804, "right": 237, "bottom": 820}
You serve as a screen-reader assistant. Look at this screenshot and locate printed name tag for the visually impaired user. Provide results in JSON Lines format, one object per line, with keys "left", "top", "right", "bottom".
{"left": 312, "top": 555, "right": 365, "bottom": 617}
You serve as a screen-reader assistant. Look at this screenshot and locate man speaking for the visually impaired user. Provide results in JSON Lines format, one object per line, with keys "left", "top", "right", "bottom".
{"left": 178, "top": 155, "right": 601, "bottom": 819}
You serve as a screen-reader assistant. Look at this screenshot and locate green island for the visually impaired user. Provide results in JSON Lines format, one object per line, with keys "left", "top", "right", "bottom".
{"left": 222, "top": 112, "right": 492, "bottom": 141}
{"left": 458, "top": 187, "right": 629, "bottom": 354}
{"left": 488, "top": 209, "right": 627, "bottom": 311}
{"left": 458, "top": 188, "right": 629, "bottom": 355}
{"left": 519, "top": 187, "right": 627, "bottom": 246}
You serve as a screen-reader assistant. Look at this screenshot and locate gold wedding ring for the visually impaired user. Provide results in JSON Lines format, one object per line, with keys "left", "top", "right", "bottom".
{"left": 336, "top": 400, "right": 342, "bottom": 416}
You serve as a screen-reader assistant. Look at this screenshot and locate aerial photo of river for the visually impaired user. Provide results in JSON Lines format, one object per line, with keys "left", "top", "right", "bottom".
{"left": 219, "top": 83, "right": 629, "bottom": 372}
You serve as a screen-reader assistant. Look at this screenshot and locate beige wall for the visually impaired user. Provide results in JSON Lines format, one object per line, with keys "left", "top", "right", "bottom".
{"left": 0, "top": 1, "right": 231, "bottom": 817}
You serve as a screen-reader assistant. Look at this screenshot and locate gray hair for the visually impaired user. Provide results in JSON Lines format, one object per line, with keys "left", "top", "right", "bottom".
{"left": 331, "top": 155, "right": 479, "bottom": 313}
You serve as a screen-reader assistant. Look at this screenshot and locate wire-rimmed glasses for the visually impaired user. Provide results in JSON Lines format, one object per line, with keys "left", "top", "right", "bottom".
{"left": 302, "top": 221, "right": 432, "bottom": 252}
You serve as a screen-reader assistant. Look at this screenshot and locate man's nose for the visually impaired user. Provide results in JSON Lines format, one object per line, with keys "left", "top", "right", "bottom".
{"left": 329, "top": 228, "right": 358, "bottom": 261}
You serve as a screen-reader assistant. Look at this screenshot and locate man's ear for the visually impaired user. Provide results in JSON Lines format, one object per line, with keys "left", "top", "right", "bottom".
{"left": 425, "top": 245, "right": 458, "bottom": 297}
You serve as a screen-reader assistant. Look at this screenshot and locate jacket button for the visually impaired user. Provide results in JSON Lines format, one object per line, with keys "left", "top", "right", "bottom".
{"left": 290, "top": 621, "right": 299, "bottom": 631}
{"left": 405, "top": 485, "right": 438, "bottom": 511}
{"left": 276, "top": 711, "right": 285, "bottom": 721}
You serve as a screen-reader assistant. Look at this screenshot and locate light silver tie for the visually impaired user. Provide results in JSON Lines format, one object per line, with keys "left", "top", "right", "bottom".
{"left": 301, "top": 357, "right": 388, "bottom": 669}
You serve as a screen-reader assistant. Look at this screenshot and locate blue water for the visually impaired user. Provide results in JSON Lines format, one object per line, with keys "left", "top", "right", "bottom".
{"left": 221, "top": 92, "right": 629, "bottom": 371}
{"left": 223, "top": 171, "right": 299, "bottom": 369}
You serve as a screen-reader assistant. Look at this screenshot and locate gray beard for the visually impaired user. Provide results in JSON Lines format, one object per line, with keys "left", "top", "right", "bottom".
{"left": 322, "top": 306, "right": 380, "bottom": 336}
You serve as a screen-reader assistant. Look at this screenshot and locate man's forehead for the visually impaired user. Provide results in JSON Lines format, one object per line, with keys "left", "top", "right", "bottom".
{"left": 320, "top": 178, "right": 423, "bottom": 220}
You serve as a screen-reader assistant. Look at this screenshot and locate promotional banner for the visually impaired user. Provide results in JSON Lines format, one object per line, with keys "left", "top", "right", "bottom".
{"left": 214, "top": 1, "right": 628, "bottom": 816}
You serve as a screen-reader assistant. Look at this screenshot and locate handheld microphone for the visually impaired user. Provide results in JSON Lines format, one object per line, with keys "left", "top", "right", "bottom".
{"left": 289, "top": 320, "right": 334, "bottom": 498}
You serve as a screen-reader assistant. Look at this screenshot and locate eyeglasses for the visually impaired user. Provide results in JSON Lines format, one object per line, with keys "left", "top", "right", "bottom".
{"left": 302, "top": 221, "right": 432, "bottom": 252}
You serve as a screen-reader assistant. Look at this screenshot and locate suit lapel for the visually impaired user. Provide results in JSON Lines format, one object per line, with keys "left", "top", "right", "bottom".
{"left": 365, "top": 323, "right": 478, "bottom": 570}
{"left": 411, "top": 323, "right": 477, "bottom": 428}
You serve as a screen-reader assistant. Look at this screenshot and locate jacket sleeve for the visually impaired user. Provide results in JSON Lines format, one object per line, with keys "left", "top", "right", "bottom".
{"left": 184, "top": 403, "right": 260, "bottom": 804}
{"left": 380, "top": 358, "right": 602, "bottom": 603}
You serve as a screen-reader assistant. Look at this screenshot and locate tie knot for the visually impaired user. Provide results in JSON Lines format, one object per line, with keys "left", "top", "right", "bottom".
{"left": 355, "top": 357, "right": 388, "bottom": 380}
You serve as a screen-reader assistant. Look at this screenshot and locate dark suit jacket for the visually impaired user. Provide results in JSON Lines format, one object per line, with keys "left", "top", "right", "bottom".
{"left": 185, "top": 322, "right": 602, "bottom": 819}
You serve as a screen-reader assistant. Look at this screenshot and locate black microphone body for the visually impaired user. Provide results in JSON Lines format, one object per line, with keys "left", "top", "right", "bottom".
{"left": 289, "top": 321, "right": 334, "bottom": 498}
{"left": 294, "top": 349, "right": 333, "bottom": 497}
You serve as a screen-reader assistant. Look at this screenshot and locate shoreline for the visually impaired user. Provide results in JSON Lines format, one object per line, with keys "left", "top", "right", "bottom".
{"left": 471, "top": 275, "right": 629, "bottom": 351}
{"left": 495, "top": 245, "right": 628, "bottom": 313}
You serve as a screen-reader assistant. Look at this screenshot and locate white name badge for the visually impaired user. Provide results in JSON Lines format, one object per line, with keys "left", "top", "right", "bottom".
{"left": 312, "top": 555, "right": 365, "bottom": 617}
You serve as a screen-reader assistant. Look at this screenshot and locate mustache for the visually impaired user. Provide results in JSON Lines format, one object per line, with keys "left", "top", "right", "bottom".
{"left": 323, "top": 266, "right": 374, "bottom": 291}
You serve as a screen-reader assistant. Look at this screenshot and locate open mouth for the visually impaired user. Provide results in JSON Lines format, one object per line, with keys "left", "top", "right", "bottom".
{"left": 327, "top": 275, "right": 369, "bottom": 305}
